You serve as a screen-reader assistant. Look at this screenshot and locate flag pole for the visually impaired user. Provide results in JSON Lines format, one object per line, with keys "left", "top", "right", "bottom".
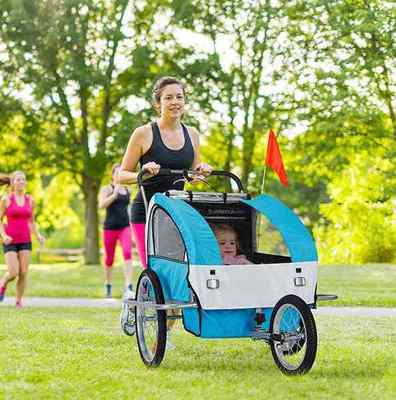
{"left": 260, "top": 163, "right": 268, "bottom": 194}
{"left": 257, "top": 161, "right": 267, "bottom": 251}
{"left": 257, "top": 130, "right": 270, "bottom": 250}
{"left": 260, "top": 129, "right": 271, "bottom": 194}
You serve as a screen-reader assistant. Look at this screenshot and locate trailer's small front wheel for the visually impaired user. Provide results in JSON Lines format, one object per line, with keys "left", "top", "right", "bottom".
{"left": 270, "top": 295, "right": 317, "bottom": 375}
{"left": 135, "top": 270, "right": 167, "bottom": 367}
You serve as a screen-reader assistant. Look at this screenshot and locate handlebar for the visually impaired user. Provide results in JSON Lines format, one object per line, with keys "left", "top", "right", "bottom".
{"left": 136, "top": 168, "right": 245, "bottom": 212}
{"left": 137, "top": 169, "right": 244, "bottom": 191}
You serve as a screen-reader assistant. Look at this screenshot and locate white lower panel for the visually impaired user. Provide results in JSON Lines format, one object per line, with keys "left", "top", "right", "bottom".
{"left": 188, "top": 262, "right": 317, "bottom": 310}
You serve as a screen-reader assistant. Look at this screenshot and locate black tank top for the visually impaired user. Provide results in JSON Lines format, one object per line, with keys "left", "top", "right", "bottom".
{"left": 130, "top": 122, "right": 195, "bottom": 223}
{"left": 104, "top": 185, "right": 130, "bottom": 230}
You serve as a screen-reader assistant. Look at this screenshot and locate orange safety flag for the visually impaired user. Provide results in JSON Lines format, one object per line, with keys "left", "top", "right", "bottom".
{"left": 265, "top": 129, "right": 288, "bottom": 187}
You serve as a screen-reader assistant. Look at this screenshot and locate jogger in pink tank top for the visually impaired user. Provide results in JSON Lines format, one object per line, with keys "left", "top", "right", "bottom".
{"left": 0, "top": 171, "right": 45, "bottom": 307}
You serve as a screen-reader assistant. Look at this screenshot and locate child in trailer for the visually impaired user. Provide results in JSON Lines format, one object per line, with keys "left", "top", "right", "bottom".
{"left": 212, "top": 224, "right": 251, "bottom": 265}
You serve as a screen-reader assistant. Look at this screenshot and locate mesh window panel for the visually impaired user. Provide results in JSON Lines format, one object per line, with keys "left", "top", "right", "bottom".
{"left": 152, "top": 207, "right": 186, "bottom": 262}
{"left": 256, "top": 214, "right": 290, "bottom": 257}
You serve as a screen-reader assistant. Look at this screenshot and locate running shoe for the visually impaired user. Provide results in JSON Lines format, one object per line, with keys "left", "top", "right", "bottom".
{"left": 124, "top": 285, "right": 135, "bottom": 300}
{"left": 15, "top": 301, "right": 23, "bottom": 308}
{"left": 120, "top": 287, "right": 135, "bottom": 335}
{"left": 120, "top": 302, "right": 135, "bottom": 336}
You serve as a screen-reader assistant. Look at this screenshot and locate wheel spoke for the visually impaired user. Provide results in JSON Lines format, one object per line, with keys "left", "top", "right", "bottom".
{"left": 272, "top": 303, "right": 308, "bottom": 371}
{"left": 136, "top": 276, "right": 159, "bottom": 363}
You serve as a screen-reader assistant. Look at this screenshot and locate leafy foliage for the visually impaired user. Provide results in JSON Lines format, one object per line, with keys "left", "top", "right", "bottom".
{"left": 0, "top": 0, "right": 184, "bottom": 262}
{"left": 315, "top": 149, "right": 396, "bottom": 263}
{"left": 1, "top": 0, "right": 396, "bottom": 263}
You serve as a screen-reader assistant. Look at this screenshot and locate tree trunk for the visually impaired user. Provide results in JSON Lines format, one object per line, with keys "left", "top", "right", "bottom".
{"left": 224, "top": 133, "right": 233, "bottom": 189}
{"left": 241, "top": 127, "right": 255, "bottom": 188}
{"left": 223, "top": 126, "right": 235, "bottom": 192}
{"left": 82, "top": 175, "right": 100, "bottom": 265}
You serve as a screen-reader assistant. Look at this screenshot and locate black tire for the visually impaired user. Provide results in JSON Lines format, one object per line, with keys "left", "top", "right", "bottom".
{"left": 270, "top": 295, "right": 317, "bottom": 375}
{"left": 135, "top": 270, "right": 167, "bottom": 367}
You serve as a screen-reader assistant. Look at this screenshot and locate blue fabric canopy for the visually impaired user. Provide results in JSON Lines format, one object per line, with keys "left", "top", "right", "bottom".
{"left": 241, "top": 195, "right": 317, "bottom": 262}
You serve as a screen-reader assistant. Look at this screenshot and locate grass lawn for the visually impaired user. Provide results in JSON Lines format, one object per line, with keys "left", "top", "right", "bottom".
{"left": 317, "top": 264, "right": 396, "bottom": 307}
{"left": 0, "top": 262, "right": 143, "bottom": 300}
{"left": 0, "top": 307, "right": 395, "bottom": 400}
{"left": 1, "top": 262, "right": 396, "bottom": 307}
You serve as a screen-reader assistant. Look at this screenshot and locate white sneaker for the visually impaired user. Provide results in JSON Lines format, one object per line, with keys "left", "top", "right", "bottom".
{"left": 123, "top": 286, "right": 135, "bottom": 300}
{"left": 120, "top": 303, "right": 135, "bottom": 336}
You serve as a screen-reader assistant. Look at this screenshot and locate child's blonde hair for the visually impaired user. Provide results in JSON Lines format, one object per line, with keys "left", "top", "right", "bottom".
{"left": 212, "top": 223, "right": 236, "bottom": 236}
{"left": 211, "top": 224, "right": 242, "bottom": 253}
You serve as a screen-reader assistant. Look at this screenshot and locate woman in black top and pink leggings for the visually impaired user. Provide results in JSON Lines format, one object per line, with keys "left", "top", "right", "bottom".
{"left": 118, "top": 76, "right": 212, "bottom": 269}
{"left": 99, "top": 164, "right": 134, "bottom": 298}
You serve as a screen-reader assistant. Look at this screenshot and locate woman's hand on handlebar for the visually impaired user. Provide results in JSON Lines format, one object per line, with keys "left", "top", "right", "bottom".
{"left": 194, "top": 162, "right": 213, "bottom": 177}
{"left": 189, "top": 163, "right": 212, "bottom": 185}
{"left": 189, "top": 174, "right": 207, "bottom": 185}
{"left": 142, "top": 162, "right": 161, "bottom": 176}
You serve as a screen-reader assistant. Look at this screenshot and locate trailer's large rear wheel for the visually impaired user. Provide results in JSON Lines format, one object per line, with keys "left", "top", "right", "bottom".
{"left": 270, "top": 295, "right": 317, "bottom": 375}
{"left": 135, "top": 270, "right": 167, "bottom": 367}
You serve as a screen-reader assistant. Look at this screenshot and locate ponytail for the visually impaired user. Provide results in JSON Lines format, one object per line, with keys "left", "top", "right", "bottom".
{"left": 0, "top": 174, "right": 11, "bottom": 186}
{"left": 0, "top": 171, "right": 25, "bottom": 191}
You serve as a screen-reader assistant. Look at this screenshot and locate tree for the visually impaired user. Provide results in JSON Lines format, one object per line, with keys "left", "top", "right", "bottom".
{"left": 274, "top": 0, "right": 396, "bottom": 228}
{"left": 0, "top": 0, "right": 177, "bottom": 263}
{"left": 314, "top": 148, "right": 396, "bottom": 263}
{"left": 284, "top": 0, "right": 396, "bottom": 154}
{"left": 170, "top": 0, "right": 303, "bottom": 189}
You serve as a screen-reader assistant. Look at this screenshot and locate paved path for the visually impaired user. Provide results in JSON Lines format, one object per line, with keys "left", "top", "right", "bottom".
{"left": 1, "top": 296, "right": 121, "bottom": 308}
{"left": 1, "top": 297, "right": 396, "bottom": 317}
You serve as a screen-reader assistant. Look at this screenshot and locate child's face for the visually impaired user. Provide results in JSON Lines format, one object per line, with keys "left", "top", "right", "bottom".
{"left": 216, "top": 231, "right": 238, "bottom": 258}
